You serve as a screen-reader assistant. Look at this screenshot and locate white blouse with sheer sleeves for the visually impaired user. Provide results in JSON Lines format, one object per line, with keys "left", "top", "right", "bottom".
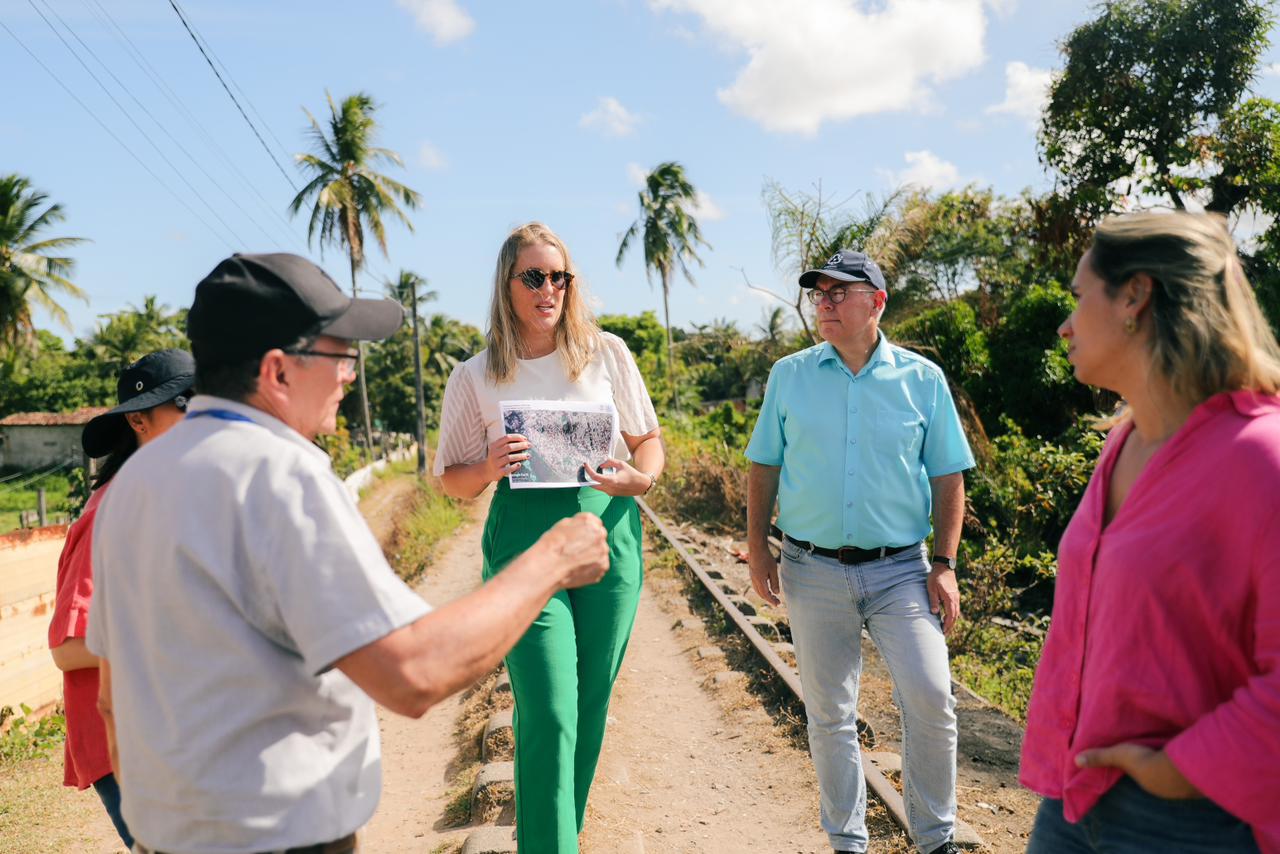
{"left": 433, "top": 332, "right": 660, "bottom": 477}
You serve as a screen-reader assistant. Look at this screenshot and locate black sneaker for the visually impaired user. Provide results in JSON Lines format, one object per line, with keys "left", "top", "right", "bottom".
{"left": 926, "top": 842, "right": 960, "bottom": 854}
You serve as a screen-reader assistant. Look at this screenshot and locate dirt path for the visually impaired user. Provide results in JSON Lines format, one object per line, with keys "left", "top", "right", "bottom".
{"left": 360, "top": 474, "right": 420, "bottom": 551}
{"left": 359, "top": 491, "right": 490, "bottom": 853}
{"left": 577, "top": 583, "right": 830, "bottom": 853}
{"left": 363, "top": 493, "right": 840, "bottom": 854}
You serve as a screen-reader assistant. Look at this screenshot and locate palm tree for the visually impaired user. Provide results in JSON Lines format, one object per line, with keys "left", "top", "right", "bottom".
{"left": 756, "top": 306, "right": 788, "bottom": 346}
{"left": 289, "top": 92, "right": 422, "bottom": 460}
{"left": 760, "top": 182, "right": 935, "bottom": 341}
{"left": 0, "top": 174, "right": 87, "bottom": 352}
{"left": 387, "top": 270, "right": 436, "bottom": 476}
{"left": 616, "top": 161, "right": 711, "bottom": 410}
{"left": 421, "top": 313, "right": 474, "bottom": 381}
{"left": 91, "top": 296, "right": 185, "bottom": 370}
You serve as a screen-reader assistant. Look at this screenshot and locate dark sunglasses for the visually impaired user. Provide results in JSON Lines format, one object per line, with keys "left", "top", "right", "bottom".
{"left": 514, "top": 268, "right": 574, "bottom": 291}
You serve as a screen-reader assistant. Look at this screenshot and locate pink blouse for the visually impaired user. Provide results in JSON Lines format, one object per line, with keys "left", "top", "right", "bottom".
{"left": 1020, "top": 391, "right": 1280, "bottom": 853}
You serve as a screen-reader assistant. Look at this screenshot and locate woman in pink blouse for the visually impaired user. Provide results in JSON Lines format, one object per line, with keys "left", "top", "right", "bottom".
{"left": 1020, "top": 212, "right": 1280, "bottom": 853}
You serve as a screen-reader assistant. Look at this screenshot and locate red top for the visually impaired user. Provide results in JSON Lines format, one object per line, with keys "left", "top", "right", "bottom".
{"left": 1020, "top": 391, "right": 1280, "bottom": 853}
{"left": 47, "top": 486, "right": 112, "bottom": 790}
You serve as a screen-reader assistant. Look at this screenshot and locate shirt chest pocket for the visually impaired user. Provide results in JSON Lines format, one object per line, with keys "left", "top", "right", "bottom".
{"left": 872, "top": 408, "right": 925, "bottom": 458}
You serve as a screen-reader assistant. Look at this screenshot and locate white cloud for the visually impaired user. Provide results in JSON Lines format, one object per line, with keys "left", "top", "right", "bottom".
{"left": 687, "top": 190, "right": 725, "bottom": 221}
{"left": 579, "top": 97, "right": 641, "bottom": 137}
{"left": 418, "top": 141, "right": 447, "bottom": 171}
{"left": 626, "top": 162, "right": 648, "bottom": 187}
{"left": 648, "top": 0, "right": 997, "bottom": 134}
{"left": 885, "top": 150, "right": 962, "bottom": 191}
{"left": 395, "top": 0, "right": 474, "bottom": 45}
{"left": 985, "top": 61, "right": 1051, "bottom": 126}
{"left": 1267, "top": 62, "right": 1280, "bottom": 76}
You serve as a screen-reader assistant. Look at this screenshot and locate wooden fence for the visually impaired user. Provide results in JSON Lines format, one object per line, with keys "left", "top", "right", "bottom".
{"left": 0, "top": 525, "right": 70, "bottom": 717}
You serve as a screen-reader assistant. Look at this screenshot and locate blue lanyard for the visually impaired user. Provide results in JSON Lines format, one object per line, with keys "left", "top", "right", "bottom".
{"left": 186, "top": 409, "right": 257, "bottom": 424}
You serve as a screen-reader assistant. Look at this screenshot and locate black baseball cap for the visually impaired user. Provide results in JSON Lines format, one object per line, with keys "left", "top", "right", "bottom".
{"left": 186, "top": 253, "right": 404, "bottom": 366}
{"left": 798, "top": 249, "right": 887, "bottom": 291}
{"left": 82, "top": 349, "right": 196, "bottom": 457}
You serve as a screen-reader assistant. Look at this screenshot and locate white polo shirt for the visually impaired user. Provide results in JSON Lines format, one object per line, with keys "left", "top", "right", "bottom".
{"left": 86, "top": 395, "right": 430, "bottom": 854}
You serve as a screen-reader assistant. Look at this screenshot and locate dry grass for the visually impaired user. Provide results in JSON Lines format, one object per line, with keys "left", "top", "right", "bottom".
{"left": 0, "top": 756, "right": 125, "bottom": 854}
{"left": 436, "top": 669, "right": 507, "bottom": 829}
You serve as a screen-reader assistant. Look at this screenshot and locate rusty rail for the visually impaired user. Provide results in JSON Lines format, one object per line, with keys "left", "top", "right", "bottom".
{"left": 636, "top": 498, "right": 914, "bottom": 837}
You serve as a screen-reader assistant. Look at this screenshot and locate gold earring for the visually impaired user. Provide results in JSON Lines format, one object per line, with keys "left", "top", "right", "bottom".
{"left": 1124, "top": 317, "right": 1137, "bottom": 334}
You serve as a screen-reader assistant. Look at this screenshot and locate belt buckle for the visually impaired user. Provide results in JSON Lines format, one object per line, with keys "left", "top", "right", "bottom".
{"left": 836, "top": 546, "right": 859, "bottom": 564}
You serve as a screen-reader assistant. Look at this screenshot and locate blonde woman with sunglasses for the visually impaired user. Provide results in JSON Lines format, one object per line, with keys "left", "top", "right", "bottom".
{"left": 436, "top": 222, "right": 664, "bottom": 852}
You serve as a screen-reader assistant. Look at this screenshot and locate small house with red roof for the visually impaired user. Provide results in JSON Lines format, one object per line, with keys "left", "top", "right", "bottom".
{"left": 0, "top": 407, "right": 109, "bottom": 471}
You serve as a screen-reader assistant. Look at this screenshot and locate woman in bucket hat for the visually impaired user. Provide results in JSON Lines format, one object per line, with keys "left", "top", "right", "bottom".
{"left": 47, "top": 348, "right": 194, "bottom": 849}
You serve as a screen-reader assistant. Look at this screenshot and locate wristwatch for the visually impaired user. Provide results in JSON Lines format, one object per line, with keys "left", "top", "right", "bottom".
{"left": 931, "top": 555, "right": 956, "bottom": 570}
{"left": 642, "top": 471, "right": 658, "bottom": 494}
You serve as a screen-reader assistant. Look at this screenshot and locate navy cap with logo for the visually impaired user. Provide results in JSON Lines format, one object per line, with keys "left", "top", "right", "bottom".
{"left": 186, "top": 253, "right": 405, "bottom": 367}
{"left": 82, "top": 349, "right": 196, "bottom": 457}
{"left": 798, "top": 249, "right": 887, "bottom": 291}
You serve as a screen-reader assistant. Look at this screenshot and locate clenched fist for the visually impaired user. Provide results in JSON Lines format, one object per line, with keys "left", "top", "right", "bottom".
{"left": 542, "top": 513, "right": 610, "bottom": 589}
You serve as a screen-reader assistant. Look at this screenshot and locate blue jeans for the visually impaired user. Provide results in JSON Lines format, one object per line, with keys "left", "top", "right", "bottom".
{"left": 779, "top": 540, "right": 956, "bottom": 854}
{"left": 1027, "top": 778, "right": 1259, "bottom": 853}
{"left": 91, "top": 772, "right": 134, "bottom": 850}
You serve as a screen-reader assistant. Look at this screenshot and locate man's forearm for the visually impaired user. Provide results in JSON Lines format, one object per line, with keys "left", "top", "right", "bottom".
{"left": 930, "top": 472, "right": 965, "bottom": 557}
{"left": 339, "top": 538, "right": 565, "bottom": 717}
{"left": 404, "top": 545, "right": 563, "bottom": 698}
{"left": 748, "top": 463, "right": 781, "bottom": 549}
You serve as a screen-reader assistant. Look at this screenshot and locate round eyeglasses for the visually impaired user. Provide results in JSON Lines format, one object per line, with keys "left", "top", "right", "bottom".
{"left": 805, "top": 285, "right": 878, "bottom": 306}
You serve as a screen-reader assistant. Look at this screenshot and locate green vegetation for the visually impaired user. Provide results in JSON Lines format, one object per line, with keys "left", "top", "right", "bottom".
{"left": 0, "top": 472, "right": 75, "bottom": 532}
{"left": 290, "top": 90, "right": 423, "bottom": 459}
{"left": 0, "top": 174, "right": 88, "bottom": 352}
{"left": 0, "top": 706, "right": 66, "bottom": 764}
{"left": 390, "top": 476, "right": 467, "bottom": 585}
{"left": 617, "top": 161, "right": 712, "bottom": 409}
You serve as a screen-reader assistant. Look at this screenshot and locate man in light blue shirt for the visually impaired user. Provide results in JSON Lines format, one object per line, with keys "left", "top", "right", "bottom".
{"left": 746, "top": 250, "right": 974, "bottom": 854}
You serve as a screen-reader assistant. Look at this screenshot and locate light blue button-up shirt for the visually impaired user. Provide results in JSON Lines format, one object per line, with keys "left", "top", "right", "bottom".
{"left": 745, "top": 334, "right": 975, "bottom": 549}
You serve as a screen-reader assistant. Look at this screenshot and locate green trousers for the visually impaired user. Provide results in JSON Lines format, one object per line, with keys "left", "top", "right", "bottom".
{"left": 481, "top": 479, "right": 643, "bottom": 853}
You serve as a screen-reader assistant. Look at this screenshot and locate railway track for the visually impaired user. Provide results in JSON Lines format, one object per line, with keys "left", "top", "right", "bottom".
{"left": 456, "top": 496, "right": 1027, "bottom": 852}
{"left": 635, "top": 497, "right": 986, "bottom": 850}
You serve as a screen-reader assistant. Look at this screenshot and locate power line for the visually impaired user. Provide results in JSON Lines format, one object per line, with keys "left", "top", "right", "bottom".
{"left": 171, "top": 0, "right": 296, "bottom": 170}
{"left": 25, "top": 0, "right": 247, "bottom": 247}
{"left": 165, "top": 0, "right": 300, "bottom": 194}
{"left": 80, "top": 0, "right": 308, "bottom": 253}
{"left": 0, "top": 18, "right": 236, "bottom": 250}
{"left": 0, "top": 459, "right": 74, "bottom": 494}
{"left": 36, "top": 0, "right": 282, "bottom": 248}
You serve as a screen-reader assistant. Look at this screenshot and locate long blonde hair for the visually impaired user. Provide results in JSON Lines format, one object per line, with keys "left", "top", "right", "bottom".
{"left": 485, "top": 222, "right": 599, "bottom": 384}
{"left": 1090, "top": 212, "right": 1280, "bottom": 408}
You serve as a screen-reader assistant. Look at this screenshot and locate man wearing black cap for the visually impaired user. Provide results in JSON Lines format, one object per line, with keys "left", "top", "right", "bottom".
{"left": 86, "top": 253, "right": 610, "bottom": 854}
{"left": 744, "top": 250, "right": 976, "bottom": 854}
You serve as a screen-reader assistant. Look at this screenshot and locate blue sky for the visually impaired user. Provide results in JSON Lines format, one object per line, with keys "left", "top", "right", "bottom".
{"left": 4, "top": 0, "right": 1279, "bottom": 344}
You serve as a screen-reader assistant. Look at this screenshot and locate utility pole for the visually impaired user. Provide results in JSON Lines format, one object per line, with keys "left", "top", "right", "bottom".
{"left": 410, "top": 276, "right": 427, "bottom": 477}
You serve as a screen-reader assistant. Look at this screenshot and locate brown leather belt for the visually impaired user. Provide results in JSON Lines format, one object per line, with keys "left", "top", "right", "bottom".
{"left": 136, "top": 833, "right": 357, "bottom": 854}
